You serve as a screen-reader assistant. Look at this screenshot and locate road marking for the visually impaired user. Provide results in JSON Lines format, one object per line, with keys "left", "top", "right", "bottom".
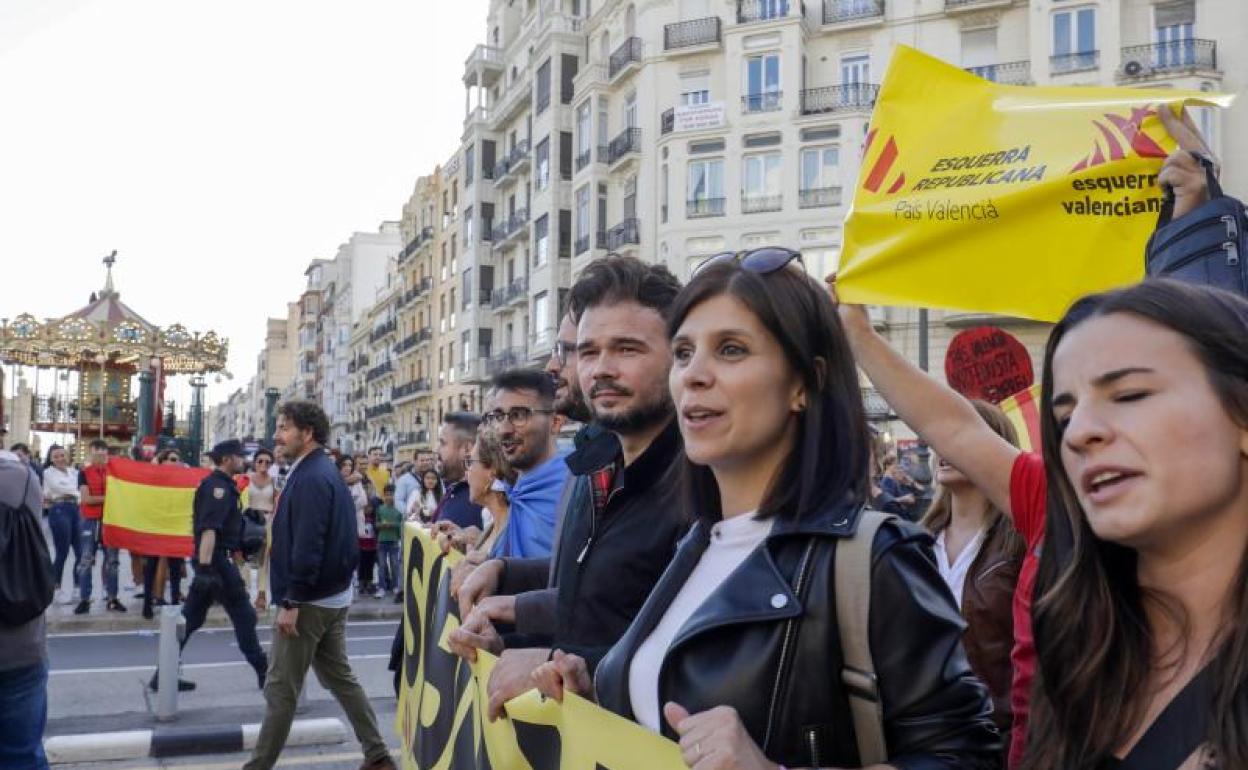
{"left": 48, "top": 620, "right": 397, "bottom": 639}
{"left": 100, "top": 748, "right": 399, "bottom": 770}
{"left": 49, "top": 654, "right": 389, "bottom": 676}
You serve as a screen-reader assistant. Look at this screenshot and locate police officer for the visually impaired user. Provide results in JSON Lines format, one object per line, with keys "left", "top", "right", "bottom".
{"left": 149, "top": 440, "right": 268, "bottom": 691}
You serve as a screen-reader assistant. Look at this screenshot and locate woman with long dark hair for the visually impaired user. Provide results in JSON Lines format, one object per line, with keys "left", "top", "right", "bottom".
{"left": 534, "top": 251, "right": 998, "bottom": 768}
{"left": 921, "top": 400, "right": 1025, "bottom": 747}
{"left": 1024, "top": 279, "right": 1248, "bottom": 769}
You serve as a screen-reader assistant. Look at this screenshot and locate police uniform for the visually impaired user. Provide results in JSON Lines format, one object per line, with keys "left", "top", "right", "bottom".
{"left": 177, "top": 441, "right": 268, "bottom": 687}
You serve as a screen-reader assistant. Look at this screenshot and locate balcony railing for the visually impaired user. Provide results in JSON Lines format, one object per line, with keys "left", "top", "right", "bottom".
{"left": 488, "top": 347, "right": 529, "bottom": 375}
{"left": 661, "top": 108, "right": 674, "bottom": 135}
{"left": 395, "top": 332, "right": 421, "bottom": 356}
{"left": 799, "top": 84, "right": 879, "bottom": 115}
{"left": 417, "top": 327, "right": 433, "bottom": 344}
{"left": 799, "top": 186, "right": 842, "bottom": 208}
{"left": 687, "top": 198, "right": 726, "bottom": 218}
{"left": 607, "top": 218, "right": 640, "bottom": 250}
{"left": 397, "top": 226, "right": 434, "bottom": 265}
{"left": 965, "top": 60, "right": 1032, "bottom": 85}
{"left": 365, "top": 361, "right": 394, "bottom": 382}
{"left": 395, "top": 430, "right": 430, "bottom": 448}
{"left": 491, "top": 207, "right": 531, "bottom": 245}
{"left": 944, "top": 0, "right": 1009, "bottom": 8}
{"left": 391, "top": 379, "right": 431, "bottom": 402}
{"left": 737, "top": 0, "right": 791, "bottom": 23}
{"left": 478, "top": 288, "right": 493, "bottom": 307}
{"left": 416, "top": 276, "right": 433, "bottom": 296}
{"left": 595, "top": 231, "right": 608, "bottom": 250}
{"left": 369, "top": 319, "right": 397, "bottom": 343}
{"left": 464, "top": 44, "right": 503, "bottom": 72}
{"left": 608, "top": 127, "right": 642, "bottom": 165}
{"left": 1119, "top": 40, "right": 1217, "bottom": 78}
{"left": 493, "top": 139, "right": 530, "bottom": 184}
{"left": 506, "top": 276, "right": 529, "bottom": 304}
{"left": 365, "top": 402, "right": 395, "bottom": 420}
{"left": 823, "top": 0, "right": 884, "bottom": 23}
{"left": 742, "top": 193, "right": 783, "bottom": 214}
{"left": 1051, "top": 50, "right": 1099, "bottom": 75}
{"left": 664, "top": 17, "right": 722, "bottom": 50}
{"left": 575, "top": 148, "right": 592, "bottom": 172}
{"left": 609, "top": 37, "right": 642, "bottom": 79}
{"left": 575, "top": 233, "right": 590, "bottom": 255}
{"left": 742, "top": 91, "right": 783, "bottom": 113}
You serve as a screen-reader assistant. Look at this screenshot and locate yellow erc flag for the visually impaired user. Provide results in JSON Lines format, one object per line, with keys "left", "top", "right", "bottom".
{"left": 397, "top": 524, "right": 686, "bottom": 770}
{"left": 837, "top": 45, "right": 1234, "bottom": 323}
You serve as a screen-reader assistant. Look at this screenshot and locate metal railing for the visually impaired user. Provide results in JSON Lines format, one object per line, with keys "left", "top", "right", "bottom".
{"left": 737, "top": 0, "right": 790, "bottom": 23}
{"left": 369, "top": 319, "right": 397, "bottom": 343}
{"left": 664, "top": 17, "right": 721, "bottom": 50}
{"left": 965, "top": 60, "right": 1032, "bottom": 84}
{"left": 575, "top": 148, "right": 592, "bottom": 172}
{"left": 506, "top": 276, "right": 529, "bottom": 304}
{"left": 661, "top": 108, "right": 674, "bottom": 135}
{"left": 395, "top": 430, "right": 430, "bottom": 447}
{"left": 391, "top": 379, "right": 431, "bottom": 401}
{"left": 397, "top": 226, "right": 434, "bottom": 265}
{"left": 799, "top": 186, "right": 842, "bottom": 208}
{"left": 488, "top": 347, "right": 529, "bottom": 375}
{"left": 595, "top": 231, "right": 608, "bottom": 250}
{"left": 687, "top": 198, "right": 726, "bottom": 218}
{"left": 608, "top": 37, "right": 642, "bottom": 79}
{"left": 799, "top": 83, "right": 879, "bottom": 114}
{"left": 742, "top": 91, "right": 783, "bottom": 113}
{"left": 365, "top": 403, "right": 394, "bottom": 419}
{"left": 1050, "top": 50, "right": 1099, "bottom": 75}
{"left": 365, "top": 361, "right": 393, "bottom": 382}
{"left": 395, "top": 332, "right": 421, "bottom": 356}
{"left": 607, "top": 218, "right": 640, "bottom": 250}
{"left": 575, "top": 233, "right": 590, "bottom": 255}
{"left": 478, "top": 288, "right": 493, "bottom": 306}
{"left": 416, "top": 276, "right": 433, "bottom": 296}
{"left": 823, "top": 0, "right": 884, "bottom": 23}
{"left": 417, "top": 327, "right": 433, "bottom": 344}
{"left": 1119, "top": 40, "right": 1216, "bottom": 78}
{"left": 608, "top": 127, "right": 642, "bottom": 164}
{"left": 742, "top": 194, "right": 783, "bottom": 214}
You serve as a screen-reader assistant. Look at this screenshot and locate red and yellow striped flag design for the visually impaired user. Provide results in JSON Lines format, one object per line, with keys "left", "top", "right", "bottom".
{"left": 999, "top": 384, "right": 1043, "bottom": 453}
{"left": 102, "top": 458, "right": 209, "bottom": 557}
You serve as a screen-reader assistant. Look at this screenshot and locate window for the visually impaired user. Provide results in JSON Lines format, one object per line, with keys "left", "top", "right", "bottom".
{"left": 535, "top": 137, "right": 550, "bottom": 191}
{"left": 1052, "top": 8, "right": 1097, "bottom": 72}
{"left": 742, "top": 153, "right": 782, "bottom": 212}
{"left": 462, "top": 269, "right": 472, "bottom": 309}
{"left": 482, "top": 140, "right": 497, "bottom": 180}
{"left": 1155, "top": 2, "right": 1195, "bottom": 67}
{"left": 598, "top": 99, "right": 609, "bottom": 148}
{"left": 841, "top": 54, "right": 869, "bottom": 86}
{"left": 800, "top": 147, "right": 840, "bottom": 207}
{"left": 687, "top": 158, "right": 725, "bottom": 217}
{"left": 576, "top": 101, "right": 592, "bottom": 157}
{"left": 961, "top": 28, "right": 999, "bottom": 79}
{"left": 534, "top": 214, "right": 550, "bottom": 266}
{"left": 536, "top": 58, "right": 552, "bottom": 114}
{"left": 682, "top": 88, "right": 710, "bottom": 106}
{"left": 597, "top": 184, "right": 608, "bottom": 237}
{"left": 575, "top": 186, "right": 591, "bottom": 251}
{"left": 560, "top": 54, "right": 578, "bottom": 104}
{"left": 661, "top": 164, "right": 669, "bottom": 223}
{"left": 680, "top": 73, "right": 710, "bottom": 106}
{"left": 624, "top": 92, "right": 638, "bottom": 129}
{"left": 744, "top": 54, "right": 781, "bottom": 111}
{"left": 464, "top": 206, "right": 474, "bottom": 244}
{"left": 465, "top": 145, "right": 475, "bottom": 185}
{"left": 534, "top": 292, "right": 550, "bottom": 343}
{"left": 559, "top": 131, "right": 573, "bottom": 181}
{"left": 558, "top": 210, "right": 571, "bottom": 259}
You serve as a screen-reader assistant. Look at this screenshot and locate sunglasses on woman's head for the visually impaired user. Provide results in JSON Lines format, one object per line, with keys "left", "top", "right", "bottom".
{"left": 693, "top": 247, "right": 803, "bottom": 277}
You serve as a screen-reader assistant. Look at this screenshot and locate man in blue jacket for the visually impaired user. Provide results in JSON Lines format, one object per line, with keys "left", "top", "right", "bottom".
{"left": 244, "top": 401, "right": 394, "bottom": 770}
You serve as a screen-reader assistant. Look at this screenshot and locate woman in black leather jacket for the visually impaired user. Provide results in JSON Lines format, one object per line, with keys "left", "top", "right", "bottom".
{"left": 532, "top": 251, "right": 1000, "bottom": 769}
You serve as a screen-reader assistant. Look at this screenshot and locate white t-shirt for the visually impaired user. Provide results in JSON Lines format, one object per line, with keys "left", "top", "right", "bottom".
{"left": 42, "top": 466, "right": 80, "bottom": 501}
{"left": 932, "top": 527, "right": 987, "bottom": 610}
{"left": 628, "top": 512, "right": 772, "bottom": 733}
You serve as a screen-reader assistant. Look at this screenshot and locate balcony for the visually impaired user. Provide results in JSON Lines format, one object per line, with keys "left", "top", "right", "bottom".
{"left": 607, "top": 218, "right": 640, "bottom": 250}
{"left": 395, "top": 332, "right": 421, "bottom": 356}
{"left": 595, "top": 231, "right": 608, "bottom": 250}
{"left": 391, "top": 379, "right": 431, "bottom": 403}
{"left": 799, "top": 186, "right": 842, "bottom": 208}
{"left": 742, "top": 91, "right": 783, "bottom": 114}
{"left": 491, "top": 207, "right": 531, "bottom": 246}
{"left": 965, "top": 60, "right": 1032, "bottom": 85}
{"left": 575, "top": 233, "right": 590, "bottom": 255}
{"left": 459, "top": 358, "right": 490, "bottom": 383}
{"left": 488, "top": 347, "right": 526, "bottom": 375}
{"left": 1118, "top": 40, "right": 1217, "bottom": 81}
{"left": 491, "top": 68, "right": 532, "bottom": 128}
{"left": 823, "top": 0, "right": 884, "bottom": 24}
{"left": 1050, "top": 50, "right": 1099, "bottom": 75}
{"left": 687, "top": 197, "right": 726, "bottom": 219}
{"left": 417, "top": 327, "right": 433, "bottom": 346}
{"left": 369, "top": 319, "right": 397, "bottom": 343}
{"left": 664, "top": 17, "right": 722, "bottom": 51}
{"left": 493, "top": 139, "right": 530, "bottom": 186}
{"left": 737, "top": 0, "right": 794, "bottom": 24}
{"left": 575, "top": 148, "right": 592, "bottom": 172}
{"left": 365, "top": 402, "right": 395, "bottom": 420}
{"left": 742, "top": 194, "right": 783, "bottom": 214}
{"left": 609, "top": 37, "right": 642, "bottom": 80}
{"left": 799, "top": 84, "right": 878, "bottom": 115}
{"left": 396, "top": 287, "right": 419, "bottom": 309}
{"left": 506, "top": 276, "right": 529, "bottom": 305}
{"left": 397, "top": 226, "right": 434, "bottom": 265}
{"left": 395, "top": 430, "right": 430, "bottom": 448}
{"left": 365, "top": 360, "right": 394, "bottom": 383}
{"left": 463, "top": 44, "right": 503, "bottom": 87}
{"left": 607, "top": 127, "right": 642, "bottom": 166}
{"left": 944, "top": 0, "right": 1011, "bottom": 11}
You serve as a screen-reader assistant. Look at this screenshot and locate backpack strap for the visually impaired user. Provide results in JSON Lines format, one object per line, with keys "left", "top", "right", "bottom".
{"left": 835, "top": 508, "right": 895, "bottom": 766}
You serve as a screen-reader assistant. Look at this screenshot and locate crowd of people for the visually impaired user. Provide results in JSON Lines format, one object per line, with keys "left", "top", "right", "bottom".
{"left": 2, "top": 107, "right": 1244, "bottom": 770}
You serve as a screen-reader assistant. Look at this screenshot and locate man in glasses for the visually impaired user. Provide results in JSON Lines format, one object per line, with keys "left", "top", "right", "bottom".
{"left": 451, "top": 256, "right": 687, "bottom": 719}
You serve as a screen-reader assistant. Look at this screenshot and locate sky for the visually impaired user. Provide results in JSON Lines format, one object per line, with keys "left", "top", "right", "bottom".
{"left": 0, "top": 0, "right": 489, "bottom": 408}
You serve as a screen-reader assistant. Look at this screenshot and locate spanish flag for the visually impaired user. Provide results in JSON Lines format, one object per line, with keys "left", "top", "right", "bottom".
{"left": 102, "top": 458, "right": 208, "bottom": 558}
{"left": 1000, "top": 384, "right": 1043, "bottom": 453}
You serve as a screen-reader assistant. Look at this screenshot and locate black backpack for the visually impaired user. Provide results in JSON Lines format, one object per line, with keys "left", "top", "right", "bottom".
{"left": 0, "top": 471, "right": 55, "bottom": 626}
{"left": 1146, "top": 151, "right": 1248, "bottom": 294}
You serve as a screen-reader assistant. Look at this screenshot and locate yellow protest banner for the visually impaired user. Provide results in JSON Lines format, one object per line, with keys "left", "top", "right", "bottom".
{"left": 837, "top": 45, "right": 1234, "bottom": 322}
{"left": 396, "top": 524, "right": 686, "bottom": 770}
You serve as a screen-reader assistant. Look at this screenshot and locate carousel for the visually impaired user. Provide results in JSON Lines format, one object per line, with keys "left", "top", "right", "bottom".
{"left": 0, "top": 253, "right": 229, "bottom": 461}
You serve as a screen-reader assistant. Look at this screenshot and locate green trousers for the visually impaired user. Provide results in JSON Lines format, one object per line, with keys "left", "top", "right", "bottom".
{"left": 243, "top": 603, "right": 389, "bottom": 769}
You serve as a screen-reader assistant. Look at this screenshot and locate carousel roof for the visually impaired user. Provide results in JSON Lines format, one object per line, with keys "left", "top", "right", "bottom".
{"left": 0, "top": 253, "right": 229, "bottom": 374}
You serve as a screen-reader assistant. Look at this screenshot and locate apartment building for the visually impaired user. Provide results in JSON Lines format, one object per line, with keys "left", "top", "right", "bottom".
{"left": 392, "top": 174, "right": 440, "bottom": 459}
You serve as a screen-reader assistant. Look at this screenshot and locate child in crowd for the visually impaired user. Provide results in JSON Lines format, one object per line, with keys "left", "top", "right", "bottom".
{"left": 376, "top": 484, "right": 404, "bottom": 603}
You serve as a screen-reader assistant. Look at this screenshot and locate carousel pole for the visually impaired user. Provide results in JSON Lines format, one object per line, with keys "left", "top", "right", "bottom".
{"left": 98, "top": 354, "right": 107, "bottom": 440}
{"left": 189, "top": 375, "right": 206, "bottom": 461}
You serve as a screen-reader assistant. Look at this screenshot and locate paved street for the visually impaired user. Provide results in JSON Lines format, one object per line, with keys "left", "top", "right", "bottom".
{"left": 46, "top": 620, "right": 404, "bottom": 769}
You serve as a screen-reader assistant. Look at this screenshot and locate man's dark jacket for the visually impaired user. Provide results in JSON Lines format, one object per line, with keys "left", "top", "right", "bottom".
{"left": 269, "top": 448, "right": 359, "bottom": 605}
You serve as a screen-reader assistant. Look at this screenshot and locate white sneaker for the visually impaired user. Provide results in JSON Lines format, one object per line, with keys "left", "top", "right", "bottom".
{"left": 372, "top": 588, "right": 385, "bottom": 599}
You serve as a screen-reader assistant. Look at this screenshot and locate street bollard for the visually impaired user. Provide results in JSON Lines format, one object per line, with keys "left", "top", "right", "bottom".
{"left": 155, "top": 605, "right": 183, "bottom": 722}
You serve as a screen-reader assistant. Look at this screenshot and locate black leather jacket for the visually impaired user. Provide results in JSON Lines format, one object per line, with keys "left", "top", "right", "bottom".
{"left": 594, "top": 500, "right": 1001, "bottom": 770}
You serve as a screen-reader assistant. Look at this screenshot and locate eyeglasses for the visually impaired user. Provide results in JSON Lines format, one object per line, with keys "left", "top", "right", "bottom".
{"left": 693, "top": 247, "right": 803, "bottom": 277}
{"left": 464, "top": 456, "right": 476, "bottom": 469}
{"left": 552, "top": 339, "right": 577, "bottom": 366}
{"left": 255, "top": 459, "right": 271, "bottom": 466}
{"left": 481, "top": 406, "right": 554, "bottom": 427}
